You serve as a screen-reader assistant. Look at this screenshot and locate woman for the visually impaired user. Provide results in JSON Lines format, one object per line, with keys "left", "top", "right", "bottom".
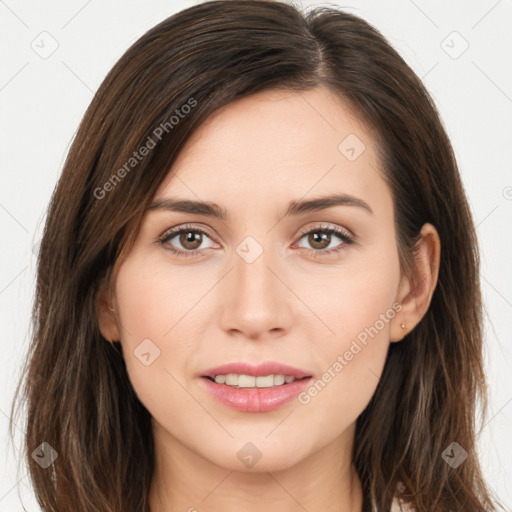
{"left": 11, "top": 0, "right": 502, "bottom": 510}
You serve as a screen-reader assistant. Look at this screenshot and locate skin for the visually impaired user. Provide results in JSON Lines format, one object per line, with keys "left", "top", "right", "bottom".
{"left": 98, "top": 86, "right": 440, "bottom": 512}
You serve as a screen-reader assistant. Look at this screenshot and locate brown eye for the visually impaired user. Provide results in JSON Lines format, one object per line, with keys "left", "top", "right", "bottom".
{"left": 178, "top": 230, "right": 203, "bottom": 250}
{"left": 307, "top": 231, "right": 332, "bottom": 250}
{"left": 158, "top": 225, "right": 217, "bottom": 257}
{"left": 295, "top": 225, "right": 355, "bottom": 256}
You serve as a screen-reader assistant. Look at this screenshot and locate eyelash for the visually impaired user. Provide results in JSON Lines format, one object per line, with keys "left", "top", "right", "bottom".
{"left": 157, "top": 223, "right": 355, "bottom": 259}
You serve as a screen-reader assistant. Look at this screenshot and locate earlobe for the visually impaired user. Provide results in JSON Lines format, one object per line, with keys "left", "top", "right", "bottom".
{"left": 391, "top": 223, "right": 441, "bottom": 342}
{"left": 390, "top": 299, "right": 409, "bottom": 342}
{"left": 96, "top": 281, "right": 121, "bottom": 343}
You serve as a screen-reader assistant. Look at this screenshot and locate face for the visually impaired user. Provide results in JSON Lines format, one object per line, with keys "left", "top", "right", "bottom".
{"left": 103, "top": 86, "right": 408, "bottom": 473}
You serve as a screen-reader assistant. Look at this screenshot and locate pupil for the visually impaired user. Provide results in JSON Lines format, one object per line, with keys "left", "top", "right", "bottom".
{"left": 310, "top": 232, "right": 329, "bottom": 249}
{"left": 181, "top": 231, "right": 201, "bottom": 249}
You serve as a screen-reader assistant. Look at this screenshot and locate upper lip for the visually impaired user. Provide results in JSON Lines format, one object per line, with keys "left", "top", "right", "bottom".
{"left": 201, "top": 361, "right": 312, "bottom": 379}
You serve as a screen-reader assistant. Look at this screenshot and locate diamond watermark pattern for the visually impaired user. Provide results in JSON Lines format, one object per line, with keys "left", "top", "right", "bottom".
{"left": 442, "top": 441, "right": 468, "bottom": 468}
{"left": 31, "top": 442, "right": 58, "bottom": 469}
{"left": 441, "top": 31, "right": 469, "bottom": 59}
{"left": 32, "top": 239, "right": 41, "bottom": 257}
{"left": 31, "top": 31, "right": 59, "bottom": 59}
{"left": 236, "top": 236, "right": 263, "bottom": 264}
{"left": 237, "top": 442, "right": 262, "bottom": 468}
{"left": 338, "top": 134, "right": 366, "bottom": 161}
{"left": 133, "top": 338, "right": 161, "bottom": 366}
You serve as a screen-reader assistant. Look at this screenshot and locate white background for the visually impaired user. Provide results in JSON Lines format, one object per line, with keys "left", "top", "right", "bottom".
{"left": 1, "top": 0, "right": 511, "bottom": 509}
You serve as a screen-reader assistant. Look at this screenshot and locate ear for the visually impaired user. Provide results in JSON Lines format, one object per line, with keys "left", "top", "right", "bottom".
{"left": 96, "top": 277, "right": 121, "bottom": 343}
{"left": 390, "top": 222, "right": 441, "bottom": 342}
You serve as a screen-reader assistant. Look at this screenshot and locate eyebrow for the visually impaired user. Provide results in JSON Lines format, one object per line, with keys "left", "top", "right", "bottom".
{"left": 148, "top": 193, "right": 374, "bottom": 219}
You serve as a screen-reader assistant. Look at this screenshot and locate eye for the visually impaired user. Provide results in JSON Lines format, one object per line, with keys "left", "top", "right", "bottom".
{"left": 157, "top": 223, "right": 355, "bottom": 259}
{"left": 294, "top": 224, "right": 355, "bottom": 257}
{"left": 157, "top": 224, "right": 218, "bottom": 258}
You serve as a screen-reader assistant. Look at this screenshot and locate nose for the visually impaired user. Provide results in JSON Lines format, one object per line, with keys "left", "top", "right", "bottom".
{"left": 219, "top": 241, "right": 294, "bottom": 340}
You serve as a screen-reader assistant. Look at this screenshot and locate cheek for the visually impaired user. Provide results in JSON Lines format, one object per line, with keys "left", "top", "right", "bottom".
{"left": 112, "top": 255, "right": 228, "bottom": 422}
{"left": 300, "top": 244, "right": 400, "bottom": 349}
{"left": 294, "top": 252, "right": 400, "bottom": 429}
{"left": 112, "top": 258, "right": 190, "bottom": 400}
{"left": 114, "top": 255, "right": 209, "bottom": 348}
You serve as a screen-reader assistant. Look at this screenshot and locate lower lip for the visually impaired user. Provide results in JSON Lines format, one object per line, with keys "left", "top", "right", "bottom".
{"left": 200, "top": 377, "right": 312, "bottom": 412}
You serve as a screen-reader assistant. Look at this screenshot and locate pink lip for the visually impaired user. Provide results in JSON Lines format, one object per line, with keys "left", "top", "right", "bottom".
{"left": 200, "top": 376, "right": 312, "bottom": 412}
{"left": 200, "top": 361, "right": 312, "bottom": 380}
{"left": 199, "top": 361, "right": 313, "bottom": 413}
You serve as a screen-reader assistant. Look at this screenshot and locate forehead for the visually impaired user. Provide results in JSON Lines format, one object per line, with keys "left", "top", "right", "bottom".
{"left": 154, "top": 86, "right": 390, "bottom": 217}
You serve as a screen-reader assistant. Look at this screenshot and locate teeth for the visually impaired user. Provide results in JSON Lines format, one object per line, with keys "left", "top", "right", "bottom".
{"left": 273, "top": 375, "right": 285, "bottom": 386}
{"left": 225, "top": 374, "right": 238, "bottom": 386}
{"left": 238, "top": 375, "right": 256, "bottom": 387}
{"left": 255, "top": 375, "right": 274, "bottom": 388}
{"left": 213, "top": 374, "right": 297, "bottom": 388}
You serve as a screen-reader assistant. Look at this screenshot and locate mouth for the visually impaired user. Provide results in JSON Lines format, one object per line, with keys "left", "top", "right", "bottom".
{"left": 199, "top": 361, "right": 313, "bottom": 412}
{"left": 200, "top": 361, "right": 312, "bottom": 384}
{"left": 203, "top": 373, "right": 310, "bottom": 388}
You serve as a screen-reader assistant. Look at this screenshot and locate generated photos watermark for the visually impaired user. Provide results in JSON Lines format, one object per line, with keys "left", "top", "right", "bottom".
{"left": 298, "top": 302, "right": 403, "bottom": 405}
{"left": 94, "top": 97, "right": 197, "bottom": 200}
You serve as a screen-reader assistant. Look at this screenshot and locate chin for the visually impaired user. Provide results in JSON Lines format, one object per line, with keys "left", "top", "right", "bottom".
{"left": 202, "top": 437, "right": 310, "bottom": 473}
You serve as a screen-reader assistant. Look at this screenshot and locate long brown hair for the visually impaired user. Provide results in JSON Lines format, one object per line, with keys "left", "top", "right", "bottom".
{"left": 11, "top": 1, "right": 501, "bottom": 510}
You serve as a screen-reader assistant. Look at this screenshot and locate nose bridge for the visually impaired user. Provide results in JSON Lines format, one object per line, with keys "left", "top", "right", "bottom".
{"left": 236, "top": 240, "right": 274, "bottom": 297}
{"left": 219, "top": 234, "right": 292, "bottom": 337}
